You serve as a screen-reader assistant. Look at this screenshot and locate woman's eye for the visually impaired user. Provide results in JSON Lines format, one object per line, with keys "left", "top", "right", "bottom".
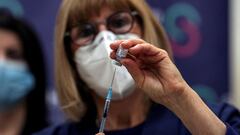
{"left": 79, "top": 28, "right": 94, "bottom": 38}
{"left": 78, "top": 24, "right": 95, "bottom": 38}
{"left": 71, "top": 24, "right": 96, "bottom": 46}
{"left": 110, "top": 18, "right": 129, "bottom": 28}
{"left": 6, "top": 48, "right": 23, "bottom": 60}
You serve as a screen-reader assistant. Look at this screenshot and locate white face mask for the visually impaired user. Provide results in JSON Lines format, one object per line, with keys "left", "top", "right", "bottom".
{"left": 74, "top": 31, "right": 139, "bottom": 100}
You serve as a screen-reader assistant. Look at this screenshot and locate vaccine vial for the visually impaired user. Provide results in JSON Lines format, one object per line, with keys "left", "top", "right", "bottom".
{"left": 113, "top": 45, "right": 128, "bottom": 66}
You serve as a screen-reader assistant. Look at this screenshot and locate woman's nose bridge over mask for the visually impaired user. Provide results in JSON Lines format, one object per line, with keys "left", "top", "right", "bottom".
{"left": 97, "top": 31, "right": 115, "bottom": 55}
{"left": 94, "top": 19, "right": 108, "bottom": 33}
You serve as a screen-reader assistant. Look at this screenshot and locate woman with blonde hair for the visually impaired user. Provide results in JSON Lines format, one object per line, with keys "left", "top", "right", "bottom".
{"left": 35, "top": 0, "right": 240, "bottom": 134}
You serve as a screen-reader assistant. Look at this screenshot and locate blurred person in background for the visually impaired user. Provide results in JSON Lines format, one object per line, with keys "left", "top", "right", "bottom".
{"left": 0, "top": 10, "right": 48, "bottom": 135}
{"left": 35, "top": 0, "right": 240, "bottom": 135}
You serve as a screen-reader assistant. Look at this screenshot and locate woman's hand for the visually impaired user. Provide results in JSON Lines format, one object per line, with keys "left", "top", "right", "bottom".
{"left": 110, "top": 39, "right": 188, "bottom": 106}
{"left": 110, "top": 39, "right": 226, "bottom": 135}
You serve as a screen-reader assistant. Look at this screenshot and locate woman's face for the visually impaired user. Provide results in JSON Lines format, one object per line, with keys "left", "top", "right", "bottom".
{"left": 0, "top": 29, "right": 23, "bottom": 62}
{"left": 70, "top": 6, "right": 142, "bottom": 52}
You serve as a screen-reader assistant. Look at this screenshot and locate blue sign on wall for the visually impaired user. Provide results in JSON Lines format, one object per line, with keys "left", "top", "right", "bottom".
{"left": 147, "top": 0, "right": 229, "bottom": 102}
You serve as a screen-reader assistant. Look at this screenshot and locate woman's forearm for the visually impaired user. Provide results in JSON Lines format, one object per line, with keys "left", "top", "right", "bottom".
{"left": 110, "top": 40, "right": 227, "bottom": 135}
{"left": 165, "top": 85, "right": 226, "bottom": 135}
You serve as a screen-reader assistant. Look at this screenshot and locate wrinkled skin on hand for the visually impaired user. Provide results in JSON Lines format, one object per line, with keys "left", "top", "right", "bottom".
{"left": 110, "top": 39, "right": 188, "bottom": 105}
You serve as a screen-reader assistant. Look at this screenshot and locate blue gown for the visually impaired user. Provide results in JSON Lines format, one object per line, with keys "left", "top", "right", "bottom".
{"left": 33, "top": 102, "right": 240, "bottom": 135}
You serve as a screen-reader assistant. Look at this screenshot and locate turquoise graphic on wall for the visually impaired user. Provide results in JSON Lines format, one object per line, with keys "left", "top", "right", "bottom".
{"left": 192, "top": 85, "right": 218, "bottom": 103}
{"left": 0, "top": 0, "right": 24, "bottom": 16}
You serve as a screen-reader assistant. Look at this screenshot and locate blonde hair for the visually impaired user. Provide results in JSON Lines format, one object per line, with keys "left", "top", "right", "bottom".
{"left": 55, "top": 0, "right": 172, "bottom": 121}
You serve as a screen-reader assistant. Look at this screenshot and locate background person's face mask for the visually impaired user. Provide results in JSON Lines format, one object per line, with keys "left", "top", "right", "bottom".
{"left": 75, "top": 31, "right": 139, "bottom": 100}
{"left": 0, "top": 60, "right": 35, "bottom": 112}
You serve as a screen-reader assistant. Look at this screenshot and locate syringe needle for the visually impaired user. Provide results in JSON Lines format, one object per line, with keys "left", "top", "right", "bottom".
{"left": 110, "top": 67, "right": 117, "bottom": 87}
{"left": 98, "top": 67, "right": 116, "bottom": 133}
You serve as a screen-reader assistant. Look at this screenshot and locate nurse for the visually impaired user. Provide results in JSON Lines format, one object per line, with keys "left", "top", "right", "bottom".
{"left": 35, "top": 0, "right": 240, "bottom": 134}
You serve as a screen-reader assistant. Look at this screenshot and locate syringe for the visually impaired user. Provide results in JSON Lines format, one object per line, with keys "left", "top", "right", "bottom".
{"left": 98, "top": 67, "right": 116, "bottom": 133}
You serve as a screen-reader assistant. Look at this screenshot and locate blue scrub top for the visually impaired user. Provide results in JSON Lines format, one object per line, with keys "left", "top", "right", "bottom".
{"left": 34, "top": 102, "right": 240, "bottom": 135}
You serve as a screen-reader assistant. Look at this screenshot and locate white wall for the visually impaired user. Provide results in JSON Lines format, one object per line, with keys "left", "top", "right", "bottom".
{"left": 230, "top": 0, "right": 240, "bottom": 108}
